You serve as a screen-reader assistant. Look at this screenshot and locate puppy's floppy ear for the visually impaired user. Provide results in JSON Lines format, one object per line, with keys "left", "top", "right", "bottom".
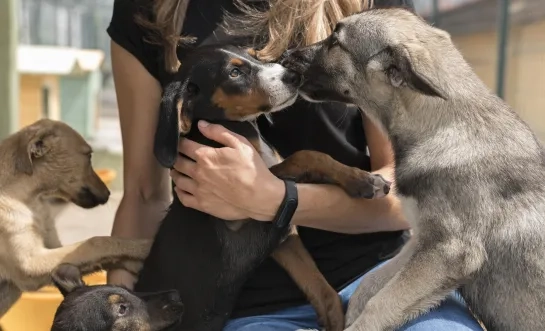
{"left": 14, "top": 127, "right": 54, "bottom": 175}
{"left": 386, "top": 43, "right": 448, "bottom": 100}
{"left": 52, "top": 264, "right": 85, "bottom": 297}
{"left": 154, "top": 80, "right": 197, "bottom": 168}
{"left": 246, "top": 48, "right": 258, "bottom": 59}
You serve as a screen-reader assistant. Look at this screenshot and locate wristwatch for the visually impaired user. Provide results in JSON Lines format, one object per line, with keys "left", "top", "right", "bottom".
{"left": 272, "top": 180, "right": 299, "bottom": 229}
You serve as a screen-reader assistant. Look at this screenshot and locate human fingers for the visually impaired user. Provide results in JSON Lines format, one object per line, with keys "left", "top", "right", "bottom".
{"left": 170, "top": 170, "right": 197, "bottom": 195}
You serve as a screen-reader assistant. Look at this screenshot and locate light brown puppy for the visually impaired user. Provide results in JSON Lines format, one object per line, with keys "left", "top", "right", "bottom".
{"left": 0, "top": 119, "right": 151, "bottom": 317}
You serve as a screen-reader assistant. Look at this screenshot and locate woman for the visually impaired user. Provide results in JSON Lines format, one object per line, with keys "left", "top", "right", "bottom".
{"left": 106, "top": 0, "right": 484, "bottom": 330}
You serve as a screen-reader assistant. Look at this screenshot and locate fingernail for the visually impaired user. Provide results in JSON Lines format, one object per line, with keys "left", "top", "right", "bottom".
{"left": 198, "top": 120, "right": 210, "bottom": 128}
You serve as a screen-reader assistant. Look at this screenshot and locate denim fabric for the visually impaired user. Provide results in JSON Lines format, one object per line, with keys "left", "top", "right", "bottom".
{"left": 224, "top": 260, "right": 483, "bottom": 331}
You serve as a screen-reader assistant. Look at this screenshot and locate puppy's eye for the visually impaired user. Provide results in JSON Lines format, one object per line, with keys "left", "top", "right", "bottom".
{"left": 230, "top": 68, "right": 242, "bottom": 78}
{"left": 117, "top": 304, "right": 128, "bottom": 316}
{"left": 186, "top": 82, "right": 200, "bottom": 97}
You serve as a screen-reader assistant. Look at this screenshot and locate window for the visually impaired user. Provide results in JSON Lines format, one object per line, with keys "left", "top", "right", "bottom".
{"left": 41, "top": 85, "right": 51, "bottom": 119}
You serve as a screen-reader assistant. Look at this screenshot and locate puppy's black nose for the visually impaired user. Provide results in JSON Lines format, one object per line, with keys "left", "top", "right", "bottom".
{"left": 279, "top": 49, "right": 296, "bottom": 64}
{"left": 281, "top": 70, "right": 302, "bottom": 87}
{"left": 166, "top": 291, "right": 181, "bottom": 303}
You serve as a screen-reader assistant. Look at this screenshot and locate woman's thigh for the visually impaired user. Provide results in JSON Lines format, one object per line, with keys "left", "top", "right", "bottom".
{"left": 224, "top": 260, "right": 484, "bottom": 331}
{"left": 224, "top": 304, "right": 321, "bottom": 331}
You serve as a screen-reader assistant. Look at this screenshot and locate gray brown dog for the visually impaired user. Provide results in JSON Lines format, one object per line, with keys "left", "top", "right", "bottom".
{"left": 0, "top": 119, "right": 151, "bottom": 317}
{"left": 282, "top": 7, "right": 545, "bottom": 331}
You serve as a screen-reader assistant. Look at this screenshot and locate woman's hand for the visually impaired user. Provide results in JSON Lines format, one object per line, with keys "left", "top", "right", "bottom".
{"left": 171, "top": 121, "right": 285, "bottom": 221}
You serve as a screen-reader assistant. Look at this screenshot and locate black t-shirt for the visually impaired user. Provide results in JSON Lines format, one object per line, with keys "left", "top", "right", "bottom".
{"left": 107, "top": 0, "right": 413, "bottom": 318}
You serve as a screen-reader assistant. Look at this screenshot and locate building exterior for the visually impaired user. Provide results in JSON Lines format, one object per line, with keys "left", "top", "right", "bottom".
{"left": 9, "top": 0, "right": 113, "bottom": 139}
{"left": 17, "top": 45, "right": 104, "bottom": 137}
{"left": 418, "top": 0, "right": 545, "bottom": 140}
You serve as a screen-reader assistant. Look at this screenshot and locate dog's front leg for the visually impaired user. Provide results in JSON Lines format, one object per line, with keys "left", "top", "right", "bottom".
{"left": 272, "top": 228, "right": 344, "bottom": 331}
{"left": 345, "top": 238, "right": 415, "bottom": 327}
{"left": 345, "top": 239, "right": 485, "bottom": 331}
{"left": 44, "top": 226, "right": 63, "bottom": 249}
{"left": 269, "top": 150, "right": 391, "bottom": 199}
{"left": 10, "top": 236, "right": 151, "bottom": 291}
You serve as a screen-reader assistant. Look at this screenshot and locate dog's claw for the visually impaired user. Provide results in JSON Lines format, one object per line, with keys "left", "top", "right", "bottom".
{"left": 369, "top": 174, "right": 392, "bottom": 199}
{"left": 120, "top": 260, "right": 144, "bottom": 276}
{"left": 344, "top": 173, "right": 392, "bottom": 199}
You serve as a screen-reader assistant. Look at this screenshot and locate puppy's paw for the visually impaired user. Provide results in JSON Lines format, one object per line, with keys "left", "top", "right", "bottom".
{"left": 343, "top": 172, "right": 391, "bottom": 199}
{"left": 315, "top": 292, "right": 344, "bottom": 331}
{"left": 368, "top": 174, "right": 391, "bottom": 199}
{"left": 119, "top": 260, "right": 144, "bottom": 276}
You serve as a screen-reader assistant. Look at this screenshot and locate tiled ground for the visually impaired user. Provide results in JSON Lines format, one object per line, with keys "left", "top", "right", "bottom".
{"left": 56, "top": 191, "right": 122, "bottom": 245}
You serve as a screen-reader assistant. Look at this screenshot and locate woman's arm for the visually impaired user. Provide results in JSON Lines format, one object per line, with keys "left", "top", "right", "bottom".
{"left": 107, "top": 41, "right": 172, "bottom": 287}
{"left": 172, "top": 118, "right": 409, "bottom": 234}
{"left": 288, "top": 115, "right": 407, "bottom": 233}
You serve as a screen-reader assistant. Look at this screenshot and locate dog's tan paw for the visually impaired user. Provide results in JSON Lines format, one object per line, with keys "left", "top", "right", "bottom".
{"left": 119, "top": 260, "right": 144, "bottom": 276}
{"left": 343, "top": 172, "right": 391, "bottom": 199}
{"left": 317, "top": 294, "right": 344, "bottom": 331}
{"left": 368, "top": 174, "right": 391, "bottom": 199}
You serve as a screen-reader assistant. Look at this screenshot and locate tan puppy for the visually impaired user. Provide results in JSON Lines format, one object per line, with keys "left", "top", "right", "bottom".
{"left": 0, "top": 119, "right": 151, "bottom": 317}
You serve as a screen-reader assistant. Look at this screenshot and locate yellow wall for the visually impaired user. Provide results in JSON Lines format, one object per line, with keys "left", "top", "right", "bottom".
{"left": 18, "top": 74, "right": 60, "bottom": 129}
{"left": 452, "top": 19, "right": 545, "bottom": 140}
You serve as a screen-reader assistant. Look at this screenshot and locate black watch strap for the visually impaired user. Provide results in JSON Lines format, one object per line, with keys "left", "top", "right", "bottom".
{"left": 272, "top": 180, "right": 299, "bottom": 229}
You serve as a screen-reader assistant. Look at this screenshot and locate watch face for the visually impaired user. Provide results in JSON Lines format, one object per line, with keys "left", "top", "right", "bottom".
{"left": 275, "top": 201, "right": 297, "bottom": 228}
{"left": 274, "top": 181, "right": 298, "bottom": 228}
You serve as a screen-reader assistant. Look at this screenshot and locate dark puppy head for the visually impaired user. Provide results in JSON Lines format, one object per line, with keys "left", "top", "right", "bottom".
{"left": 154, "top": 45, "right": 302, "bottom": 168}
{"left": 281, "top": 8, "right": 450, "bottom": 121}
{"left": 51, "top": 264, "right": 183, "bottom": 331}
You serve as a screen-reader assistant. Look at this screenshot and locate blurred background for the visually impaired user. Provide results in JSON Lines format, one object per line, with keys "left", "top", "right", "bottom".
{"left": 0, "top": 0, "right": 543, "bottom": 328}
{"left": 1, "top": 0, "right": 544, "bottom": 195}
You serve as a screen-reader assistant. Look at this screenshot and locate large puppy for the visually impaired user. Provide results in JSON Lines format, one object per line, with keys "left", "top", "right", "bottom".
{"left": 134, "top": 44, "right": 391, "bottom": 331}
{"left": 282, "top": 8, "right": 545, "bottom": 331}
{"left": 0, "top": 119, "right": 151, "bottom": 317}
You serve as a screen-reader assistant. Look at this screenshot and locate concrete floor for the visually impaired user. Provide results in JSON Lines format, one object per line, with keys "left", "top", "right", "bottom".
{"left": 56, "top": 191, "right": 122, "bottom": 245}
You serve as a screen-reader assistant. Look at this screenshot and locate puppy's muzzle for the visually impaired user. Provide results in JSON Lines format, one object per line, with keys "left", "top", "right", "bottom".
{"left": 165, "top": 291, "right": 184, "bottom": 314}
{"left": 74, "top": 186, "right": 110, "bottom": 208}
{"left": 142, "top": 289, "right": 184, "bottom": 323}
{"left": 281, "top": 70, "right": 302, "bottom": 87}
{"left": 280, "top": 47, "right": 315, "bottom": 75}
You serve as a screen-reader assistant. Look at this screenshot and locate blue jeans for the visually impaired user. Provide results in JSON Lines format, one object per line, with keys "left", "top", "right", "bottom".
{"left": 224, "top": 260, "right": 483, "bottom": 331}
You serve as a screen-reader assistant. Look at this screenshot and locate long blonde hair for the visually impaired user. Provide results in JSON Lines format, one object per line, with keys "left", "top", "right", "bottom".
{"left": 136, "top": 0, "right": 371, "bottom": 72}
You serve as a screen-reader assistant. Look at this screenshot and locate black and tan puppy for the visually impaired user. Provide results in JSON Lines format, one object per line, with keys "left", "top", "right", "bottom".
{"left": 51, "top": 263, "right": 183, "bottom": 331}
{"left": 130, "top": 44, "right": 391, "bottom": 331}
